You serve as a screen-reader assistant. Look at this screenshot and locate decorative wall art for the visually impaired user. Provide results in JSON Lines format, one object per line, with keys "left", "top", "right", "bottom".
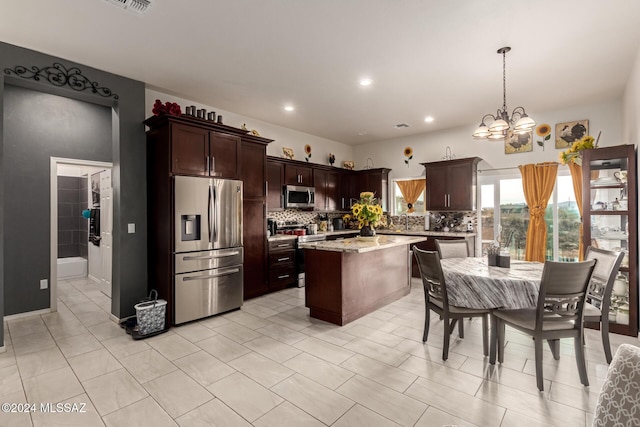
{"left": 555, "top": 119, "right": 589, "bottom": 149}
{"left": 535, "top": 123, "right": 551, "bottom": 151}
{"left": 343, "top": 161, "right": 355, "bottom": 170}
{"left": 504, "top": 129, "right": 533, "bottom": 154}
{"left": 403, "top": 147, "right": 413, "bottom": 167}
{"left": 282, "top": 147, "right": 294, "bottom": 159}
{"left": 304, "top": 144, "right": 312, "bottom": 162}
{"left": 329, "top": 153, "right": 335, "bottom": 166}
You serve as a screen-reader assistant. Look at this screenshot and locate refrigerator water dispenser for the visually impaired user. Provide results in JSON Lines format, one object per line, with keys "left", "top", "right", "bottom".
{"left": 181, "top": 215, "right": 201, "bottom": 241}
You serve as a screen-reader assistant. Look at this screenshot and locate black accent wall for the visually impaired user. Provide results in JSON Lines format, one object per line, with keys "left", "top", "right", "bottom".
{"left": 0, "top": 42, "right": 148, "bottom": 347}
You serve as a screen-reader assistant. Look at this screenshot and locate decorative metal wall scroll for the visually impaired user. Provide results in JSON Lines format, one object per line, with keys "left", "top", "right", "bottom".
{"left": 4, "top": 62, "right": 119, "bottom": 100}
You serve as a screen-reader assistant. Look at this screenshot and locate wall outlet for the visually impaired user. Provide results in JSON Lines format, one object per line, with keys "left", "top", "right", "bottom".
{"left": 128, "top": 223, "right": 135, "bottom": 233}
{"left": 40, "top": 279, "right": 48, "bottom": 290}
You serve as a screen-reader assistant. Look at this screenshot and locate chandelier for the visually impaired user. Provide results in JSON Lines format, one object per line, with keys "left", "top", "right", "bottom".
{"left": 472, "top": 47, "right": 535, "bottom": 140}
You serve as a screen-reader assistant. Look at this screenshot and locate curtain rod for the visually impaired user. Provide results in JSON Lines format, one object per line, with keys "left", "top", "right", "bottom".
{"left": 478, "top": 166, "right": 520, "bottom": 173}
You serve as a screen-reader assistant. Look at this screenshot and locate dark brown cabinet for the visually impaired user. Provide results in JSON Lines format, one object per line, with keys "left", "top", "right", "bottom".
{"left": 170, "top": 122, "right": 241, "bottom": 179}
{"left": 423, "top": 157, "right": 481, "bottom": 211}
{"left": 314, "top": 169, "right": 340, "bottom": 211}
{"left": 268, "top": 239, "right": 297, "bottom": 291}
{"left": 145, "top": 114, "right": 273, "bottom": 311}
{"left": 352, "top": 168, "right": 391, "bottom": 212}
{"left": 582, "top": 144, "right": 637, "bottom": 337}
{"left": 267, "top": 160, "right": 285, "bottom": 210}
{"left": 284, "top": 164, "right": 313, "bottom": 186}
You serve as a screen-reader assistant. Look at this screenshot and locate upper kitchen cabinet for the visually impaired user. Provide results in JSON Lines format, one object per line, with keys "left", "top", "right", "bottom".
{"left": 314, "top": 168, "right": 340, "bottom": 211}
{"left": 145, "top": 115, "right": 242, "bottom": 179}
{"left": 422, "top": 157, "right": 481, "bottom": 211}
{"left": 581, "top": 144, "right": 637, "bottom": 337}
{"left": 284, "top": 164, "right": 313, "bottom": 186}
{"left": 352, "top": 168, "right": 391, "bottom": 212}
{"left": 267, "top": 159, "right": 285, "bottom": 210}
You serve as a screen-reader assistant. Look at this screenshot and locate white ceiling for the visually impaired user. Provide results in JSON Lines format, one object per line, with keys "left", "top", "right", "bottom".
{"left": 2, "top": 0, "right": 640, "bottom": 145}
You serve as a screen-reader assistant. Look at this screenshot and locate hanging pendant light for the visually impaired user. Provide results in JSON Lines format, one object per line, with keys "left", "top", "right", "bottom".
{"left": 473, "top": 47, "right": 535, "bottom": 140}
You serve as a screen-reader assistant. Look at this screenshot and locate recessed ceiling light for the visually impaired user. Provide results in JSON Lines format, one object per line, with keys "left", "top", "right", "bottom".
{"left": 424, "top": 116, "right": 434, "bottom": 123}
{"left": 358, "top": 132, "right": 368, "bottom": 136}
{"left": 284, "top": 105, "right": 295, "bottom": 112}
{"left": 359, "top": 78, "right": 373, "bottom": 86}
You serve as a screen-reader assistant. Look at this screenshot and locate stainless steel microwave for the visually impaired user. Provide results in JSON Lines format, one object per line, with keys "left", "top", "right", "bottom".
{"left": 284, "top": 185, "right": 315, "bottom": 208}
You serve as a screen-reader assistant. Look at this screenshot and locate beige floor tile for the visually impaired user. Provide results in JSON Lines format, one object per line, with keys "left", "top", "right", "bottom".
{"left": 0, "top": 390, "right": 33, "bottom": 427}
{"left": 266, "top": 311, "right": 313, "bottom": 331}
{"left": 459, "top": 356, "right": 551, "bottom": 395}
{"left": 333, "top": 404, "right": 401, "bottom": 427}
{"left": 255, "top": 323, "right": 308, "bottom": 345}
{"left": 208, "top": 372, "right": 283, "bottom": 422}
{"left": 56, "top": 332, "right": 104, "bottom": 358}
{"left": 499, "top": 409, "right": 556, "bottom": 427}
{"left": 343, "top": 324, "right": 404, "bottom": 348}
{"left": 83, "top": 369, "right": 148, "bottom": 416}
{"left": 548, "top": 380, "right": 600, "bottom": 413}
{"left": 293, "top": 337, "right": 355, "bottom": 365}
{"left": 228, "top": 352, "right": 294, "bottom": 388}
{"left": 120, "top": 349, "right": 177, "bottom": 383}
{"left": 31, "top": 393, "right": 104, "bottom": 427}
{"left": 343, "top": 338, "right": 410, "bottom": 367}
{"left": 346, "top": 315, "right": 399, "bottom": 334}
{"left": 398, "top": 355, "right": 483, "bottom": 395}
{"left": 335, "top": 375, "right": 425, "bottom": 427}
{"left": 23, "top": 366, "right": 84, "bottom": 404}
{"left": 75, "top": 309, "right": 111, "bottom": 327}
{"left": 67, "top": 348, "right": 123, "bottom": 382}
{"left": 271, "top": 373, "right": 354, "bottom": 425}
{"left": 144, "top": 370, "right": 213, "bottom": 418}
{"left": 340, "top": 354, "right": 417, "bottom": 393}
{"left": 414, "top": 406, "right": 479, "bottom": 427}
{"left": 172, "top": 323, "right": 218, "bottom": 343}
{"left": 101, "top": 334, "right": 151, "bottom": 359}
{"left": 147, "top": 334, "right": 200, "bottom": 361}
{"left": 213, "top": 322, "right": 262, "bottom": 344}
{"left": 404, "top": 377, "right": 504, "bottom": 427}
{"left": 254, "top": 401, "right": 325, "bottom": 427}
{"left": 240, "top": 303, "right": 281, "bottom": 319}
{"left": 243, "top": 335, "right": 301, "bottom": 363}
{"left": 0, "top": 365, "right": 24, "bottom": 396}
{"left": 283, "top": 352, "right": 354, "bottom": 390}
{"left": 196, "top": 335, "right": 250, "bottom": 362}
{"left": 7, "top": 316, "right": 48, "bottom": 338}
{"left": 88, "top": 321, "right": 125, "bottom": 341}
{"left": 521, "top": 356, "right": 606, "bottom": 391}
{"left": 302, "top": 325, "right": 357, "bottom": 347}
{"left": 224, "top": 311, "right": 271, "bottom": 329}
{"left": 45, "top": 318, "right": 89, "bottom": 341}
{"left": 393, "top": 338, "right": 468, "bottom": 370}
{"left": 173, "top": 350, "right": 235, "bottom": 387}
{"left": 175, "top": 398, "right": 252, "bottom": 427}
{"left": 11, "top": 331, "right": 56, "bottom": 356}
{"left": 15, "top": 347, "right": 68, "bottom": 379}
{"left": 198, "top": 315, "right": 232, "bottom": 329}
{"left": 475, "top": 380, "right": 587, "bottom": 426}
{"left": 103, "top": 396, "right": 177, "bottom": 427}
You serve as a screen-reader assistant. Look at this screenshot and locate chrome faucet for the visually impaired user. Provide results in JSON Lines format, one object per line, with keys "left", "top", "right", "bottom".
{"left": 400, "top": 213, "right": 409, "bottom": 231}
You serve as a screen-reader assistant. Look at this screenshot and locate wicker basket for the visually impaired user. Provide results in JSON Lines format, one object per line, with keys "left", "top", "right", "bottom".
{"left": 134, "top": 290, "right": 167, "bottom": 335}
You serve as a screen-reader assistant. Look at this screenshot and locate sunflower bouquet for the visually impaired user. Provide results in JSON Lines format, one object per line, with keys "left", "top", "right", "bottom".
{"left": 351, "top": 192, "right": 383, "bottom": 229}
{"left": 559, "top": 135, "right": 596, "bottom": 165}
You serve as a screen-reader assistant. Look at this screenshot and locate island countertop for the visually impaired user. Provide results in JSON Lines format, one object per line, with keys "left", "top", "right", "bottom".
{"left": 298, "top": 234, "right": 427, "bottom": 253}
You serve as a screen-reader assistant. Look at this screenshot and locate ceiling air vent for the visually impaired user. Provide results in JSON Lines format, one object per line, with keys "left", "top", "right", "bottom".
{"left": 103, "top": 0, "right": 152, "bottom": 15}
{"left": 394, "top": 123, "right": 410, "bottom": 128}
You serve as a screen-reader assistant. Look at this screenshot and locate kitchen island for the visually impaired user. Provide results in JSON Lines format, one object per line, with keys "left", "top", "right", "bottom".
{"left": 298, "top": 235, "right": 427, "bottom": 325}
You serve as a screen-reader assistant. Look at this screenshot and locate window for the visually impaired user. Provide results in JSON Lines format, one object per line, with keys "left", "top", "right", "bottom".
{"left": 478, "top": 172, "right": 580, "bottom": 261}
{"left": 392, "top": 179, "right": 426, "bottom": 215}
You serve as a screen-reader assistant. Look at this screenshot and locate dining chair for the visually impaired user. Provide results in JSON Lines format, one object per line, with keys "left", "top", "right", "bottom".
{"left": 435, "top": 239, "right": 470, "bottom": 259}
{"left": 583, "top": 246, "right": 625, "bottom": 364}
{"left": 413, "top": 246, "right": 490, "bottom": 361}
{"left": 489, "top": 259, "right": 597, "bottom": 392}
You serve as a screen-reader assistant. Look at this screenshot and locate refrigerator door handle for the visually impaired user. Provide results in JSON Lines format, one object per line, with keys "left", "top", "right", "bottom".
{"left": 182, "top": 251, "right": 241, "bottom": 261}
{"left": 212, "top": 185, "right": 218, "bottom": 242}
{"left": 182, "top": 267, "right": 240, "bottom": 281}
{"left": 207, "top": 185, "right": 213, "bottom": 243}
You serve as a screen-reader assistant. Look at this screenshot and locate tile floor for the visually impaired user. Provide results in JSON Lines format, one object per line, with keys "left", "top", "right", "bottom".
{"left": 0, "top": 276, "right": 638, "bottom": 427}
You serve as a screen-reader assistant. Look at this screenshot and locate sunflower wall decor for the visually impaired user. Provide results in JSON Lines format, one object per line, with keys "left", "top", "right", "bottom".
{"left": 304, "top": 144, "right": 312, "bottom": 162}
{"left": 535, "top": 123, "right": 551, "bottom": 151}
{"left": 403, "top": 147, "right": 413, "bottom": 167}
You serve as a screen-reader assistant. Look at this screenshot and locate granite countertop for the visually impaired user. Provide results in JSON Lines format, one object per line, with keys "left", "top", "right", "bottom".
{"left": 298, "top": 235, "right": 427, "bottom": 254}
{"left": 267, "top": 229, "right": 358, "bottom": 242}
{"left": 267, "top": 234, "right": 297, "bottom": 242}
{"left": 377, "top": 229, "right": 476, "bottom": 238}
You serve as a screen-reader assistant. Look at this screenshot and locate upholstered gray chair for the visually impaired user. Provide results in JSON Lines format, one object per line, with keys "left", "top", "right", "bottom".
{"left": 413, "top": 246, "right": 490, "bottom": 361}
{"left": 489, "top": 259, "right": 597, "bottom": 391}
{"left": 435, "top": 239, "right": 470, "bottom": 259}
{"left": 583, "top": 246, "right": 625, "bottom": 364}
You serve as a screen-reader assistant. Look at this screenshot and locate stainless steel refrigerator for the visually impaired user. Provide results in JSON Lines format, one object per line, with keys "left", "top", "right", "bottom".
{"left": 173, "top": 176, "right": 243, "bottom": 324}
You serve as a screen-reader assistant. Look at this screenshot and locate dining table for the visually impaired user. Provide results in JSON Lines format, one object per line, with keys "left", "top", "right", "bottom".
{"left": 439, "top": 257, "right": 545, "bottom": 310}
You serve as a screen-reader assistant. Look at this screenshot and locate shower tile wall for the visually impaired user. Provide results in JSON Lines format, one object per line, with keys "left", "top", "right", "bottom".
{"left": 58, "top": 176, "right": 88, "bottom": 258}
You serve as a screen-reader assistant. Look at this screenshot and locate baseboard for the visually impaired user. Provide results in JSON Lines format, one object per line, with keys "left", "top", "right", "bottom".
{"left": 4, "top": 308, "right": 52, "bottom": 322}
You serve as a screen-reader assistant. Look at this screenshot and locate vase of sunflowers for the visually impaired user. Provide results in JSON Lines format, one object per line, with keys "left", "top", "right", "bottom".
{"left": 351, "top": 192, "right": 383, "bottom": 237}
{"left": 559, "top": 135, "right": 597, "bottom": 165}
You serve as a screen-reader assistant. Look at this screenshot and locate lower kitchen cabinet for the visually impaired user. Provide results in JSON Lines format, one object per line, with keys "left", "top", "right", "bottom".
{"left": 268, "top": 239, "right": 297, "bottom": 291}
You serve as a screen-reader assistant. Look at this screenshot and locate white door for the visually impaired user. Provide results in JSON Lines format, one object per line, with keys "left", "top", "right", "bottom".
{"left": 99, "top": 170, "right": 113, "bottom": 297}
